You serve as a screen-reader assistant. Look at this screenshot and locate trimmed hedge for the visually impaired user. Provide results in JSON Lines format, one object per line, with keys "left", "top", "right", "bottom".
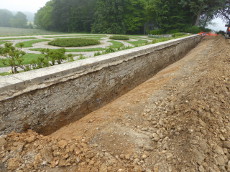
{"left": 109, "top": 35, "right": 129, "bottom": 40}
{"left": 149, "top": 29, "right": 164, "bottom": 35}
{"left": 48, "top": 38, "right": 100, "bottom": 47}
{"left": 172, "top": 33, "right": 187, "bottom": 37}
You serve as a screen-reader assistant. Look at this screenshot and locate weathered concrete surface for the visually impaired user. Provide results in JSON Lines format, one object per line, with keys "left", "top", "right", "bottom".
{"left": 0, "top": 35, "right": 201, "bottom": 135}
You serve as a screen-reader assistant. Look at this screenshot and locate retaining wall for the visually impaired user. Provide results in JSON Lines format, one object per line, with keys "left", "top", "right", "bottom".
{"left": 0, "top": 35, "right": 201, "bottom": 135}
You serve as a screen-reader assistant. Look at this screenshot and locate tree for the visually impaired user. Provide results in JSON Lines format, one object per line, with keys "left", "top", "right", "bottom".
{"left": 124, "top": 0, "right": 146, "bottom": 34}
{"left": 34, "top": 0, "right": 227, "bottom": 34}
{"left": 35, "top": 0, "right": 96, "bottom": 32}
{"left": 180, "top": 0, "right": 225, "bottom": 26}
{"left": 216, "top": 0, "right": 230, "bottom": 24}
{"left": 34, "top": 0, "right": 54, "bottom": 30}
{"left": 51, "top": 0, "right": 71, "bottom": 32}
{"left": 41, "top": 48, "right": 67, "bottom": 65}
{"left": 10, "top": 12, "right": 28, "bottom": 28}
{"left": 0, "top": 43, "right": 25, "bottom": 73}
{"left": 145, "top": 0, "right": 226, "bottom": 32}
{"left": 67, "top": 0, "right": 96, "bottom": 32}
{"left": 0, "top": 9, "right": 13, "bottom": 27}
{"left": 0, "top": 9, "right": 28, "bottom": 28}
{"left": 145, "top": 0, "right": 194, "bottom": 31}
{"left": 92, "top": 0, "right": 126, "bottom": 34}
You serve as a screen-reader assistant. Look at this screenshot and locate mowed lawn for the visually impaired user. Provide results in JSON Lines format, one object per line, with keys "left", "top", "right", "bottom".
{"left": 0, "top": 54, "right": 46, "bottom": 67}
{"left": 15, "top": 39, "right": 49, "bottom": 48}
{"left": 30, "top": 40, "right": 124, "bottom": 52}
{"left": 0, "top": 27, "right": 63, "bottom": 36}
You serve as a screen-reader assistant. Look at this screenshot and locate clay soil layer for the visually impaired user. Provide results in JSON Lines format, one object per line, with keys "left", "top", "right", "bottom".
{"left": 0, "top": 36, "right": 230, "bottom": 172}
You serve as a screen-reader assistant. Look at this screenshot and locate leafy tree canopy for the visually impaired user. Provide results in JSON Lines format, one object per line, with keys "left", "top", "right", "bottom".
{"left": 34, "top": 0, "right": 230, "bottom": 34}
{"left": 0, "top": 9, "right": 28, "bottom": 28}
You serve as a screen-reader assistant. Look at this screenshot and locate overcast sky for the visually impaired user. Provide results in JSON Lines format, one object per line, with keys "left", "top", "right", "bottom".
{"left": 207, "top": 18, "right": 226, "bottom": 31}
{"left": 0, "top": 0, "right": 49, "bottom": 13}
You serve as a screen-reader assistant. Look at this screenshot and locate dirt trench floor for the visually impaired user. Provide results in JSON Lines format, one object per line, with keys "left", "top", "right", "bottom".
{"left": 0, "top": 36, "right": 230, "bottom": 172}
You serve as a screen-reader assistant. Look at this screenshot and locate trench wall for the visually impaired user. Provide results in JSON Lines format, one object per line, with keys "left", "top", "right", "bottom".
{"left": 0, "top": 35, "right": 201, "bottom": 135}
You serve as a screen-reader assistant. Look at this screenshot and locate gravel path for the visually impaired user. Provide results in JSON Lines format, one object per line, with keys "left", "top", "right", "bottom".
{"left": 0, "top": 66, "right": 11, "bottom": 73}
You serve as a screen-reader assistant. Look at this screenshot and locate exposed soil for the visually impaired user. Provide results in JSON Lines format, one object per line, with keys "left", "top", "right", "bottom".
{"left": 0, "top": 36, "right": 230, "bottom": 172}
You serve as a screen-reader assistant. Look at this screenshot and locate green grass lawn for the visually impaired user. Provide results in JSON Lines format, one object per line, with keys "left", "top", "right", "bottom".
{"left": 15, "top": 39, "right": 49, "bottom": 48}
{"left": 65, "top": 41, "right": 124, "bottom": 52}
{"left": 109, "top": 41, "right": 124, "bottom": 48}
{"left": 0, "top": 37, "right": 37, "bottom": 40}
{"left": 21, "top": 54, "right": 45, "bottom": 64}
{"left": 0, "top": 33, "right": 189, "bottom": 68}
{"left": 0, "top": 54, "right": 45, "bottom": 67}
{"left": 0, "top": 59, "right": 6, "bottom": 67}
{"left": 0, "top": 33, "right": 191, "bottom": 75}
{"left": 43, "top": 34, "right": 106, "bottom": 38}
{"left": 30, "top": 40, "right": 124, "bottom": 52}
{"left": 152, "top": 37, "right": 173, "bottom": 44}
{"left": 128, "top": 40, "right": 148, "bottom": 46}
{"left": 31, "top": 47, "right": 104, "bottom": 52}
{"left": 30, "top": 47, "right": 105, "bottom": 52}
{"left": 129, "top": 35, "right": 146, "bottom": 39}
{"left": 66, "top": 48, "right": 104, "bottom": 52}
{"left": 0, "top": 41, "right": 7, "bottom": 45}
{"left": 0, "top": 27, "right": 63, "bottom": 37}
{"left": 0, "top": 72, "right": 10, "bottom": 76}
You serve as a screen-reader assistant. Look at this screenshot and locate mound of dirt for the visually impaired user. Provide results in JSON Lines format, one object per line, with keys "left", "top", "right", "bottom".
{"left": 0, "top": 130, "right": 133, "bottom": 172}
{"left": 0, "top": 37, "right": 229, "bottom": 172}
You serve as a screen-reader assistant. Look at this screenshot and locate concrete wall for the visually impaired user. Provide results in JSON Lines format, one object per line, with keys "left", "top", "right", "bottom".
{"left": 0, "top": 35, "right": 201, "bottom": 135}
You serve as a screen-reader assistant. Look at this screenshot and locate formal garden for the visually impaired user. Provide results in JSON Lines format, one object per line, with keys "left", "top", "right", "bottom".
{"left": 0, "top": 31, "right": 188, "bottom": 75}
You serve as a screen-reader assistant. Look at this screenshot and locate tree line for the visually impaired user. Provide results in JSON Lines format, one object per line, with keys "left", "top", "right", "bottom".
{"left": 35, "top": 0, "right": 230, "bottom": 34}
{"left": 0, "top": 9, "right": 31, "bottom": 28}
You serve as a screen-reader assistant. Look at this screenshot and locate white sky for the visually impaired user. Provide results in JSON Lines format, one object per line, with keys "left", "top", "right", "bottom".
{"left": 0, "top": 0, "right": 50, "bottom": 12}
{"left": 207, "top": 18, "right": 226, "bottom": 31}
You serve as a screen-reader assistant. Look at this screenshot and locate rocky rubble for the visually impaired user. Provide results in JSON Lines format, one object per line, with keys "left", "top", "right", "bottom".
{"left": 0, "top": 130, "right": 137, "bottom": 171}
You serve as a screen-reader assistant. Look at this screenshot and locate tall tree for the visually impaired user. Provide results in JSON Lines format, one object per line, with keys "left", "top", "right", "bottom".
{"left": 124, "top": 0, "right": 146, "bottom": 34}
{"left": 34, "top": 0, "right": 54, "bottom": 30}
{"left": 51, "top": 0, "right": 96, "bottom": 32}
{"left": 68, "top": 0, "right": 96, "bottom": 32}
{"left": 92, "top": 0, "right": 126, "bottom": 34}
{"left": 216, "top": 0, "right": 230, "bottom": 24}
{"left": 0, "top": 9, "right": 13, "bottom": 27}
{"left": 180, "top": 0, "right": 225, "bottom": 26}
{"left": 34, "top": 0, "right": 227, "bottom": 33}
{"left": 35, "top": 0, "right": 96, "bottom": 32}
{"left": 145, "top": 0, "right": 194, "bottom": 31}
{"left": 51, "top": 0, "right": 71, "bottom": 32}
{"left": 145, "top": 0, "right": 226, "bottom": 31}
{"left": 10, "top": 12, "right": 28, "bottom": 28}
{"left": 92, "top": 0, "right": 146, "bottom": 34}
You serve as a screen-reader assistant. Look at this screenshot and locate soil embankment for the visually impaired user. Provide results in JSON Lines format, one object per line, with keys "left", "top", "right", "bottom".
{"left": 0, "top": 36, "right": 230, "bottom": 171}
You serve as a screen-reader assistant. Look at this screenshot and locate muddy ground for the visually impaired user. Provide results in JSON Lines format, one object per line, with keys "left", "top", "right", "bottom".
{"left": 0, "top": 36, "right": 230, "bottom": 172}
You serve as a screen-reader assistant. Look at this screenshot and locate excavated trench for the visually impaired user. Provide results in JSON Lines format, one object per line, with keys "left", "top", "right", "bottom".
{"left": 0, "top": 36, "right": 229, "bottom": 172}
{"left": 0, "top": 35, "right": 201, "bottom": 136}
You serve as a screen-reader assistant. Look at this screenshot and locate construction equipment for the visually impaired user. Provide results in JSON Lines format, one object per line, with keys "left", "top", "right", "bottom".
{"left": 225, "top": 23, "right": 230, "bottom": 38}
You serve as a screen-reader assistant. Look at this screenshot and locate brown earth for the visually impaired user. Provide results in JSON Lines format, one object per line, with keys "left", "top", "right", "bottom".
{"left": 0, "top": 36, "right": 230, "bottom": 172}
